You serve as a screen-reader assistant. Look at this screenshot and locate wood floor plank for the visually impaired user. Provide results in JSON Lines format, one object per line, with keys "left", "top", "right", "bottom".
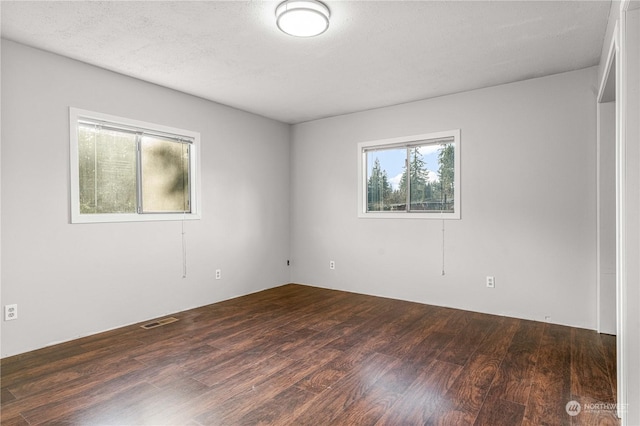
{"left": 473, "top": 395, "right": 526, "bottom": 426}
{"left": 1, "top": 387, "right": 16, "bottom": 404}
{"left": 437, "top": 316, "right": 498, "bottom": 365}
{"left": 7, "top": 366, "right": 86, "bottom": 400}
{"left": 290, "top": 352, "right": 399, "bottom": 425}
{"left": 1, "top": 356, "right": 148, "bottom": 422}
{"left": 301, "top": 295, "right": 381, "bottom": 331}
{"left": 17, "top": 361, "right": 166, "bottom": 424}
{"left": 101, "top": 377, "right": 209, "bottom": 425}
{"left": 327, "top": 302, "right": 427, "bottom": 353}
{"left": 194, "top": 350, "right": 342, "bottom": 425}
{"left": 0, "top": 284, "right": 618, "bottom": 426}
{"left": 330, "top": 382, "right": 401, "bottom": 426}
{"left": 166, "top": 355, "right": 301, "bottom": 423}
{"left": 433, "top": 308, "right": 473, "bottom": 335}
{"left": 471, "top": 320, "right": 543, "bottom": 425}
{"left": 404, "top": 331, "right": 456, "bottom": 367}
{"left": 295, "top": 345, "right": 375, "bottom": 394}
{"left": 600, "top": 333, "right": 617, "bottom": 401}
{"left": 193, "top": 351, "right": 286, "bottom": 387}
{"left": 485, "top": 319, "right": 545, "bottom": 405}
{"left": 571, "top": 328, "right": 615, "bottom": 404}
{"left": 234, "top": 385, "right": 318, "bottom": 426}
{"left": 426, "top": 352, "right": 503, "bottom": 425}
{"left": 374, "top": 358, "right": 424, "bottom": 395}
{"left": 523, "top": 324, "right": 573, "bottom": 426}
{"left": 0, "top": 415, "right": 30, "bottom": 426}
{"left": 375, "top": 359, "right": 463, "bottom": 425}
{"left": 331, "top": 357, "right": 427, "bottom": 425}
{"left": 51, "top": 381, "right": 166, "bottom": 425}
{"left": 373, "top": 307, "right": 443, "bottom": 358}
{"left": 1, "top": 338, "right": 145, "bottom": 389}
{"left": 426, "top": 317, "right": 520, "bottom": 425}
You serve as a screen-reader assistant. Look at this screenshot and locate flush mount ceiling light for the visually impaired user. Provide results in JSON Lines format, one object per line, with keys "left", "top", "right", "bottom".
{"left": 276, "top": 0, "right": 330, "bottom": 37}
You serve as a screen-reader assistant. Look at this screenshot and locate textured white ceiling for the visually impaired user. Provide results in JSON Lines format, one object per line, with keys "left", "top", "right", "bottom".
{"left": 1, "top": 1, "right": 610, "bottom": 124}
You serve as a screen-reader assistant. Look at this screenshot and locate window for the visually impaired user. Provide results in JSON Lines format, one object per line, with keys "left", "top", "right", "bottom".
{"left": 70, "top": 108, "right": 201, "bottom": 223}
{"left": 358, "top": 130, "right": 460, "bottom": 219}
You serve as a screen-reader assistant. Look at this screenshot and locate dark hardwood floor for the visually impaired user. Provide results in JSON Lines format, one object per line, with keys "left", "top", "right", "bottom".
{"left": 1, "top": 284, "right": 618, "bottom": 425}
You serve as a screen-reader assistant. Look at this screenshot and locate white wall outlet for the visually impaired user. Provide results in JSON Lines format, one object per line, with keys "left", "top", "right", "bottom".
{"left": 329, "top": 260, "right": 335, "bottom": 270}
{"left": 5, "top": 304, "right": 18, "bottom": 321}
{"left": 215, "top": 269, "right": 221, "bottom": 280}
{"left": 486, "top": 276, "right": 495, "bottom": 288}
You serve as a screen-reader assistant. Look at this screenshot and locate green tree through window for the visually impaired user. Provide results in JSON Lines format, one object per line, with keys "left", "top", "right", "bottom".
{"left": 367, "top": 158, "right": 392, "bottom": 211}
{"left": 361, "top": 130, "right": 459, "bottom": 217}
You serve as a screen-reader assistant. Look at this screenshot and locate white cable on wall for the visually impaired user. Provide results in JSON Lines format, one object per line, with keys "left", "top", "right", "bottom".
{"left": 182, "top": 217, "right": 187, "bottom": 278}
{"left": 441, "top": 218, "right": 445, "bottom": 276}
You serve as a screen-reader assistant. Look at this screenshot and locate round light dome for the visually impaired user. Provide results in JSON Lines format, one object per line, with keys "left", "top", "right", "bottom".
{"left": 276, "top": 0, "right": 330, "bottom": 37}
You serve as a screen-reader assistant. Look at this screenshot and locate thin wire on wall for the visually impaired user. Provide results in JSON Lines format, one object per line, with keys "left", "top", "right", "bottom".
{"left": 440, "top": 181, "right": 446, "bottom": 276}
{"left": 181, "top": 143, "right": 188, "bottom": 279}
{"left": 441, "top": 218, "right": 445, "bottom": 276}
{"left": 182, "top": 215, "right": 187, "bottom": 278}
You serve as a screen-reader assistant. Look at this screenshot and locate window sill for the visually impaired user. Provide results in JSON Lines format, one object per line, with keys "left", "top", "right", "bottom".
{"left": 358, "top": 211, "right": 460, "bottom": 220}
{"left": 70, "top": 212, "right": 201, "bottom": 224}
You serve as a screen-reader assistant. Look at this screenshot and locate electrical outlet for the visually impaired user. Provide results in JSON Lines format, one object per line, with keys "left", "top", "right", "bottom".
{"left": 486, "top": 276, "right": 495, "bottom": 288}
{"left": 215, "top": 269, "right": 221, "bottom": 280}
{"left": 329, "top": 260, "right": 335, "bottom": 270}
{"left": 5, "top": 304, "right": 17, "bottom": 321}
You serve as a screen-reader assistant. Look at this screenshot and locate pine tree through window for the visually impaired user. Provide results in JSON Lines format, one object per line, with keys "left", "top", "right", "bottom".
{"left": 358, "top": 130, "right": 460, "bottom": 219}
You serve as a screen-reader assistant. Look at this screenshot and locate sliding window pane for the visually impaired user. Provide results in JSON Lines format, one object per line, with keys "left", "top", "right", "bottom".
{"left": 366, "top": 147, "right": 406, "bottom": 211}
{"left": 78, "top": 124, "right": 137, "bottom": 214}
{"left": 140, "top": 136, "right": 190, "bottom": 213}
{"left": 409, "top": 141, "right": 455, "bottom": 212}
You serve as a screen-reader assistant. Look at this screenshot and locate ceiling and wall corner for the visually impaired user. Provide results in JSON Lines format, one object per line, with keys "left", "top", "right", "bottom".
{"left": 0, "top": 1, "right": 611, "bottom": 124}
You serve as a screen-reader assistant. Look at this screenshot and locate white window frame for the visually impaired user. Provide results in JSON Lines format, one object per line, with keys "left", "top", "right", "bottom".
{"left": 69, "top": 107, "right": 202, "bottom": 224}
{"left": 357, "top": 129, "right": 461, "bottom": 219}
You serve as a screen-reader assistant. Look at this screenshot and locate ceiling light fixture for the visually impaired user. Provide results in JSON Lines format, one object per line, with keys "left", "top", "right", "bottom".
{"left": 276, "top": 0, "right": 330, "bottom": 37}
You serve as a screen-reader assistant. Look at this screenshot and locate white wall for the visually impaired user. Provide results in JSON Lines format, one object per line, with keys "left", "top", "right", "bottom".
{"left": 290, "top": 67, "right": 598, "bottom": 330}
{"left": 0, "top": 40, "right": 291, "bottom": 357}
{"left": 597, "top": 101, "right": 616, "bottom": 335}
